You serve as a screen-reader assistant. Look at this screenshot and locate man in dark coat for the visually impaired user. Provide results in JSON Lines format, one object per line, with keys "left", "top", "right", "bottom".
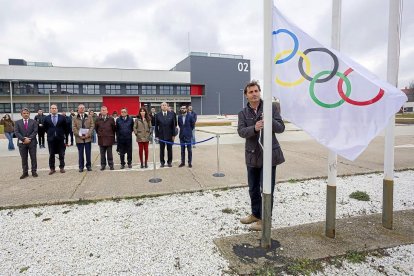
{"left": 155, "top": 102, "right": 176, "bottom": 167}
{"left": 34, "top": 109, "right": 46, "bottom": 148}
{"left": 95, "top": 106, "right": 116, "bottom": 170}
{"left": 116, "top": 108, "right": 134, "bottom": 169}
{"left": 178, "top": 105, "right": 195, "bottom": 168}
{"left": 188, "top": 105, "right": 198, "bottom": 147}
{"left": 237, "top": 80, "right": 285, "bottom": 231}
{"left": 14, "top": 108, "right": 38, "bottom": 179}
{"left": 43, "top": 104, "right": 68, "bottom": 174}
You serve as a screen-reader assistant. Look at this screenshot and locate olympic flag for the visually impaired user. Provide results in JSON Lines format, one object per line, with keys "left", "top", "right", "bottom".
{"left": 272, "top": 6, "right": 407, "bottom": 161}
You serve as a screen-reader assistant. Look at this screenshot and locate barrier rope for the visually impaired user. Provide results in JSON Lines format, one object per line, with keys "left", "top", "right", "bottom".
{"left": 156, "top": 136, "right": 215, "bottom": 146}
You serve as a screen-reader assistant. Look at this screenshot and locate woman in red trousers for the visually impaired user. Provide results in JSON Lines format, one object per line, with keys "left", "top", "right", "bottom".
{"left": 134, "top": 107, "right": 152, "bottom": 168}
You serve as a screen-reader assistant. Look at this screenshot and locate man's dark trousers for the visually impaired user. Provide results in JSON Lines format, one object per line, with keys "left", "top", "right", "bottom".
{"left": 247, "top": 166, "right": 276, "bottom": 219}
{"left": 118, "top": 142, "right": 132, "bottom": 166}
{"left": 18, "top": 143, "right": 37, "bottom": 174}
{"left": 159, "top": 140, "right": 173, "bottom": 165}
{"left": 77, "top": 142, "right": 91, "bottom": 169}
{"left": 100, "top": 145, "right": 114, "bottom": 167}
{"left": 48, "top": 140, "right": 65, "bottom": 169}
{"left": 180, "top": 139, "right": 192, "bottom": 165}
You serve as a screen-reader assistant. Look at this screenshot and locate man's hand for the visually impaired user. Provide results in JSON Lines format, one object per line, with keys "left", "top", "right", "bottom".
{"left": 172, "top": 136, "right": 175, "bottom": 141}
{"left": 255, "top": 120, "right": 264, "bottom": 132}
{"left": 23, "top": 137, "right": 31, "bottom": 144}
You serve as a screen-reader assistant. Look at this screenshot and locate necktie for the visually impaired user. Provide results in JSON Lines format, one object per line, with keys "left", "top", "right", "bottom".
{"left": 24, "top": 120, "right": 28, "bottom": 130}
{"left": 53, "top": 115, "right": 57, "bottom": 126}
{"left": 163, "top": 112, "right": 166, "bottom": 117}
{"left": 81, "top": 115, "right": 85, "bottom": 128}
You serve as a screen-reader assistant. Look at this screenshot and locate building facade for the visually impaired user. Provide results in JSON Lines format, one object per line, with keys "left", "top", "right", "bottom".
{"left": 0, "top": 52, "right": 251, "bottom": 117}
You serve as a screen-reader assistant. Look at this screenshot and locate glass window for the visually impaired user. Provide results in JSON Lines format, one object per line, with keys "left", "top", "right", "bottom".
{"left": 126, "top": 84, "right": 139, "bottom": 95}
{"left": 61, "top": 84, "right": 80, "bottom": 94}
{"left": 83, "top": 84, "right": 100, "bottom": 95}
{"left": 0, "top": 82, "right": 9, "bottom": 95}
{"left": 0, "top": 103, "right": 11, "bottom": 113}
{"left": 105, "top": 84, "right": 121, "bottom": 95}
{"left": 14, "top": 83, "right": 35, "bottom": 95}
{"left": 142, "top": 85, "right": 156, "bottom": 95}
{"left": 177, "top": 86, "right": 190, "bottom": 95}
{"left": 14, "top": 103, "right": 37, "bottom": 112}
{"left": 159, "top": 85, "right": 173, "bottom": 95}
{"left": 38, "top": 83, "right": 58, "bottom": 95}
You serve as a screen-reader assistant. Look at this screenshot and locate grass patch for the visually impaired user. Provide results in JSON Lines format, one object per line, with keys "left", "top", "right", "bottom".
{"left": 288, "top": 179, "right": 297, "bottom": 184}
{"left": 285, "top": 258, "right": 324, "bottom": 276}
{"left": 349, "top": 191, "right": 370, "bottom": 201}
{"left": 254, "top": 265, "right": 279, "bottom": 276}
{"left": 345, "top": 250, "right": 366, "bottom": 263}
{"left": 34, "top": 212, "right": 43, "bottom": 217}
{"left": 19, "top": 266, "right": 29, "bottom": 273}
{"left": 222, "top": 208, "right": 235, "bottom": 214}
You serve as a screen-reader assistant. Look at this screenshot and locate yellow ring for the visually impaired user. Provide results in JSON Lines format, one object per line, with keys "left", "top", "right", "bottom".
{"left": 274, "top": 49, "right": 311, "bottom": 87}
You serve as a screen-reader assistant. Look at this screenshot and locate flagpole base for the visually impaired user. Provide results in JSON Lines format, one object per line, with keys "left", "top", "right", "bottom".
{"left": 213, "top": 173, "right": 225, "bottom": 177}
{"left": 382, "top": 179, "right": 393, "bottom": 229}
{"left": 261, "top": 193, "right": 272, "bottom": 249}
{"left": 325, "top": 185, "right": 336, "bottom": 238}
{"left": 149, "top": 178, "right": 162, "bottom": 183}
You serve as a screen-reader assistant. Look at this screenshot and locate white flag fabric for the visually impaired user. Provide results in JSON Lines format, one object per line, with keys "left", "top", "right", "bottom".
{"left": 272, "top": 6, "right": 407, "bottom": 161}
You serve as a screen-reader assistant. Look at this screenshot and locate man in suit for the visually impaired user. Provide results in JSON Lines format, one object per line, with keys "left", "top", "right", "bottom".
{"left": 116, "top": 108, "right": 134, "bottom": 169}
{"left": 72, "top": 104, "right": 95, "bottom": 172}
{"left": 188, "top": 105, "right": 198, "bottom": 148}
{"left": 95, "top": 106, "right": 116, "bottom": 170}
{"left": 43, "top": 104, "right": 68, "bottom": 175}
{"left": 178, "top": 105, "right": 195, "bottom": 168}
{"left": 155, "top": 102, "right": 176, "bottom": 167}
{"left": 34, "top": 109, "right": 46, "bottom": 148}
{"left": 14, "top": 108, "right": 38, "bottom": 179}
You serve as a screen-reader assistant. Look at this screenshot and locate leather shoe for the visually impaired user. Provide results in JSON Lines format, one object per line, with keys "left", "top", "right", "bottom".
{"left": 167, "top": 163, "right": 172, "bottom": 167}
{"left": 120, "top": 165, "right": 125, "bottom": 169}
{"left": 240, "top": 214, "right": 260, "bottom": 224}
{"left": 188, "top": 164, "right": 192, "bottom": 168}
{"left": 49, "top": 170, "right": 56, "bottom": 175}
{"left": 32, "top": 172, "right": 38, "bottom": 177}
{"left": 60, "top": 168, "right": 65, "bottom": 173}
{"left": 100, "top": 166, "right": 106, "bottom": 171}
{"left": 249, "top": 220, "right": 262, "bottom": 231}
{"left": 128, "top": 164, "right": 132, "bottom": 169}
{"left": 140, "top": 164, "right": 144, "bottom": 168}
{"left": 160, "top": 164, "right": 165, "bottom": 168}
{"left": 178, "top": 163, "right": 185, "bottom": 167}
{"left": 87, "top": 167, "right": 92, "bottom": 171}
{"left": 145, "top": 163, "right": 148, "bottom": 168}
{"left": 109, "top": 166, "right": 114, "bottom": 170}
{"left": 79, "top": 169, "right": 84, "bottom": 173}
{"left": 20, "top": 173, "right": 29, "bottom": 179}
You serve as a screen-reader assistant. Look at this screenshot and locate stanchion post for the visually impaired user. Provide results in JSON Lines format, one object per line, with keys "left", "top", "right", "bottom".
{"left": 212, "top": 134, "right": 225, "bottom": 177}
{"left": 149, "top": 128, "right": 162, "bottom": 183}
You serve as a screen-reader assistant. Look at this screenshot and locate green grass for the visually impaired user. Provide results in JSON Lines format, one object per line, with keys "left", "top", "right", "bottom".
{"left": 345, "top": 250, "right": 366, "bottom": 263}
{"left": 221, "top": 208, "right": 235, "bottom": 214}
{"left": 285, "top": 258, "right": 324, "bottom": 276}
{"left": 349, "top": 191, "right": 370, "bottom": 201}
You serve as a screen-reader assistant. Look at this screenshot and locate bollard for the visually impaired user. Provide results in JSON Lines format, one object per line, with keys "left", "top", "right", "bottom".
{"left": 212, "top": 134, "right": 225, "bottom": 177}
{"left": 149, "top": 129, "right": 162, "bottom": 183}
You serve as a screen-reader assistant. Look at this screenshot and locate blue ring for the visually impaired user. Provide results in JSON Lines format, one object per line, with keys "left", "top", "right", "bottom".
{"left": 272, "top": 29, "right": 299, "bottom": 64}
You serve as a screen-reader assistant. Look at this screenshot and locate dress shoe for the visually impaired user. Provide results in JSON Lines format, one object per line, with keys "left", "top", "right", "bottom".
{"left": 32, "top": 172, "right": 38, "bottom": 177}
{"left": 87, "top": 167, "right": 92, "bottom": 171}
{"left": 179, "top": 163, "right": 185, "bottom": 168}
{"left": 167, "top": 163, "right": 172, "bottom": 167}
{"left": 79, "top": 169, "right": 84, "bottom": 173}
{"left": 49, "top": 170, "right": 56, "bottom": 175}
{"left": 20, "top": 173, "right": 29, "bottom": 179}
{"left": 249, "top": 220, "right": 262, "bottom": 231}
{"left": 109, "top": 166, "right": 114, "bottom": 170}
{"left": 144, "top": 163, "right": 148, "bottom": 168}
{"left": 240, "top": 214, "right": 260, "bottom": 224}
{"left": 100, "top": 166, "right": 106, "bottom": 171}
{"left": 120, "top": 165, "right": 125, "bottom": 169}
{"left": 188, "top": 164, "right": 192, "bottom": 168}
{"left": 160, "top": 164, "right": 165, "bottom": 168}
{"left": 128, "top": 164, "right": 132, "bottom": 169}
{"left": 60, "top": 168, "right": 65, "bottom": 173}
{"left": 140, "top": 164, "right": 144, "bottom": 168}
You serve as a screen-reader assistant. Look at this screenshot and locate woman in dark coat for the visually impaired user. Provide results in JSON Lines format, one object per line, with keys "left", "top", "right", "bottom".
{"left": 95, "top": 106, "right": 116, "bottom": 170}
{"left": 1, "top": 114, "right": 15, "bottom": 150}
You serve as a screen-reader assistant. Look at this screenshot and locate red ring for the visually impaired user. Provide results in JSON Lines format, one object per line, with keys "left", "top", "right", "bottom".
{"left": 337, "top": 68, "right": 384, "bottom": 106}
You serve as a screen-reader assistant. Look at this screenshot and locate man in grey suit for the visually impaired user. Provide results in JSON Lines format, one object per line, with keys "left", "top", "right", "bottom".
{"left": 14, "top": 108, "right": 38, "bottom": 179}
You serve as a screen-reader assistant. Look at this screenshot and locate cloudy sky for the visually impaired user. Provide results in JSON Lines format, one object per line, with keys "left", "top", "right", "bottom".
{"left": 0, "top": 0, "right": 412, "bottom": 88}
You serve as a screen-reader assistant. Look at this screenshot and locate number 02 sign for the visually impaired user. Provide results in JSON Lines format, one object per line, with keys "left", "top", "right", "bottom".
{"left": 237, "top": 62, "right": 249, "bottom": 72}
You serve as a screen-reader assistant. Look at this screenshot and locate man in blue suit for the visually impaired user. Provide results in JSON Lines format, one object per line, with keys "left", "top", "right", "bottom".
{"left": 43, "top": 104, "right": 68, "bottom": 174}
{"left": 178, "top": 105, "right": 195, "bottom": 168}
{"left": 155, "top": 102, "right": 176, "bottom": 167}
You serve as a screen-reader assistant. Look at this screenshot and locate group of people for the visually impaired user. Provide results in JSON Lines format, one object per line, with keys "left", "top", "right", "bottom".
{"left": 7, "top": 102, "right": 198, "bottom": 178}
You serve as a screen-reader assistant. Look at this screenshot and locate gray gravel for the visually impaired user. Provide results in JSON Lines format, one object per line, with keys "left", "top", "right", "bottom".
{"left": 1, "top": 170, "right": 413, "bottom": 275}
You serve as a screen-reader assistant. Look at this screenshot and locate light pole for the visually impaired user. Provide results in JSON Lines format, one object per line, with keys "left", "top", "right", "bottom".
{"left": 217, "top": 92, "right": 221, "bottom": 115}
{"left": 49, "top": 89, "right": 52, "bottom": 111}
{"left": 9, "top": 80, "right": 18, "bottom": 120}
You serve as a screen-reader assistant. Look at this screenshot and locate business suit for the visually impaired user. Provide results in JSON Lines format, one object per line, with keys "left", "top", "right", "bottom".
{"left": 155, "top": 111, "right": 176, "bottom": 166}
{"left": 14, "top": 118, "right": 38, "bottom": 176}
{"left": 44, "top": 114, "right": 68, "bottom": 170}
{"left": 178, "top": 113, "right": 195, "bottom": 166}
{"left": 72, "top": 113, "right": 94, "bottom": 171}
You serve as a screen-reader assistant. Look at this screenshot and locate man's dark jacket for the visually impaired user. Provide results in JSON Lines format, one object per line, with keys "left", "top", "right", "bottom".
{"left": 43, "top": 114, "right": 68, "bottom": 142}
{"left": 237, "top": 100, "right": 285, "bottom": 168}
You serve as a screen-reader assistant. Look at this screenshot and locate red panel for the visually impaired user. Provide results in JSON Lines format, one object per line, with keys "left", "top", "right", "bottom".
{"left": 190, "top": 85, "right": 203, "bottom": 96}
{"left": 102, "top": 96, "right": 140, "bottom": 116}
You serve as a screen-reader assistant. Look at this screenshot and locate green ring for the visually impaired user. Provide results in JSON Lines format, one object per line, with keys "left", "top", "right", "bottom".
{"left": 309, "top": 70, "right": 351, "bottom": 108}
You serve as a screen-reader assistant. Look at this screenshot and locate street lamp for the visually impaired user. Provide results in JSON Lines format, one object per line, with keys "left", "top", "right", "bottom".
{"left": 9, "top": 80, "right": 18, "bottom": 120}
{"left": 217, "top": 92, "right": 221, "bottom": 115}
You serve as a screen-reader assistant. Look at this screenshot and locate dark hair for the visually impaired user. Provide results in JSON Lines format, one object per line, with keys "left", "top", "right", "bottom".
{"left": 138, "top": 107, "right": 151, "bottom": 123}
{"left": 244, "top": 80, "right": 261, "bottom": 94}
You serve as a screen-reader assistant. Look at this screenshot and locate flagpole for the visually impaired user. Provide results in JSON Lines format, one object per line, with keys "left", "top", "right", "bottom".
{"left": 325, "top": 0, "right": 342, "bottom": 239}
{"left": 262, "top": 0, "right": 273, "bottom": 248}
{"left": 383, "top": 0, "right": 401, "bottom": 229}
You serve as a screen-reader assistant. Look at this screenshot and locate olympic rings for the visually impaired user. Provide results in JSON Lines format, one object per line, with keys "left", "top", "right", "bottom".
{"left": 309, "top": 71, "right": 351, "bottom": 108}
{"left": 273, "top": 28, "right": 385, "bottom": 108}
{"left": 337, "top": 68, "right": 385, "bottom": 106}
{"left": 274, "top": 49, "right": 311, "bottom": 87}
{"left": 272, "top": 29, "right": 299, "bottom": 64}
{"left": 298, "top": 48, "right": 339, "bottom": 83}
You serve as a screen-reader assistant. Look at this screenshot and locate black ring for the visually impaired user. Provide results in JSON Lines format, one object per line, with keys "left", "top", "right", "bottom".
{"left": 298, "top": 48, "right": 339, "bottom": 83}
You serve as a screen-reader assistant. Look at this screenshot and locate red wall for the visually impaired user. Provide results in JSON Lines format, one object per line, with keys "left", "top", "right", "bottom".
{"left": 102, "top": 96, "right": 140, "bottom": 116}
{"left": 190, "top": 85, "right": 203, "bottom": 96}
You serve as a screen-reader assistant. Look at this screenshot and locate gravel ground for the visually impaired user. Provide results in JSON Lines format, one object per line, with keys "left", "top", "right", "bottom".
{"left": 0, "top": 170, "right": 413, "bottom": 275}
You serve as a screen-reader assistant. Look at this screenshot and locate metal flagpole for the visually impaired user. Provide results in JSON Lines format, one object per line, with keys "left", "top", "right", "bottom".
{"left": 149, "top": 127, "right": 162, "bottom": 183}
{"left": 261, "top": 0, "right": 273, "bottom": 248}
{"left": 326, "top": 0, "right": 342, "bottom": 239}
{"left": 383, "top": 0, "right": 401, "bottom": 229}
